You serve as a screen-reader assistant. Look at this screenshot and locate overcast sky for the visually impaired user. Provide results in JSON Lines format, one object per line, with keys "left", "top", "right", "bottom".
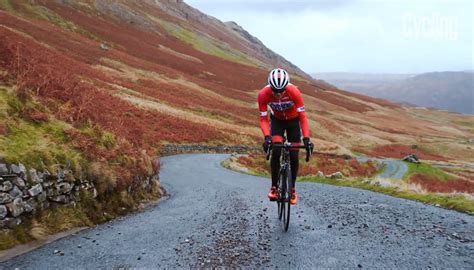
{"left": 185, "top": 0, "right": 473, "bottom": 74}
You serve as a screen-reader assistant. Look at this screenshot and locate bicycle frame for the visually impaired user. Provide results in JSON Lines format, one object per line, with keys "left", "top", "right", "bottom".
{"left": 266, "top": 139, "right": 309, "bottom": 231}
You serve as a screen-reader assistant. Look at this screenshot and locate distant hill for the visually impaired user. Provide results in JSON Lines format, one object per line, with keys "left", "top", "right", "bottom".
{"left": 314, "top": 72, "right": 473, "bottom": 114}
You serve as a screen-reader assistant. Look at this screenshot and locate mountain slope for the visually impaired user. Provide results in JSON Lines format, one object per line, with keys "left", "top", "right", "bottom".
{"left": 0, "top": 0, "right": 472, "bottom": 164}
{"left": 314, "top": 72, "right": 473, "bottom": 114}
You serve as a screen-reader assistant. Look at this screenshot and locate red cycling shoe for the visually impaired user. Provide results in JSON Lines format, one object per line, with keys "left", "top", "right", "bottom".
{"left": 290, "top": 188, "right": 298, "bottom": 205}
{"left": 268, "top": 186, "right": 278, "bottom": 201}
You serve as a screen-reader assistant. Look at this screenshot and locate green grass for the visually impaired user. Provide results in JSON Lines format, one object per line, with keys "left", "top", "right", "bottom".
{"left": 0, "top": 86, "right": 163, "bottom": 250}
{"left": 299, "top": 175, "right": 474, "bottom": 214}
{"left": 0, "top": 87, "right": 86, "bottom": 173}
{"left": 0, "top": 0, "right": 14, "bottom": 12}
{"left": 148, "top": 15, "right": 262, "bottom": 67}
{"left": 404, "top": 161, "right": 454, "bottom": 181}
{"left": 452, "top": 119, "right": 474, "bottom": 129}
{"left": 3, "top": 1, "right": 100, "bottom": 41}
{"left": 189, "top": 107, "right": 236, "bottom": 124}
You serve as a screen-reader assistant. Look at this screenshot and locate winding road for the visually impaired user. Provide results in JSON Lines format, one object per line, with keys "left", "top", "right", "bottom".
{"left": 1, "top": 154, "right": 473, "bottom": 268}
{"left": 356, "top": 156, "right": 408, "bottom": 179}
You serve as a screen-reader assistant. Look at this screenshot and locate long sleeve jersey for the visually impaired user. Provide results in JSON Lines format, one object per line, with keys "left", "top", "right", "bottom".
{"left": 257, "top": 83, "right": 310, "bottom": 138}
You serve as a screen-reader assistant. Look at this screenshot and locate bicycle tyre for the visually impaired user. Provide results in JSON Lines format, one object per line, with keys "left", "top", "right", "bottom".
{"left": 277, "top": 169, "right": 284, "bottom": 220}
{"left": 283, "top": 165, "right": 292, "bottom": 231}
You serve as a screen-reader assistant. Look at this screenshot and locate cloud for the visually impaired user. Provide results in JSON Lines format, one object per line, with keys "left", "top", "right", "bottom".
{"left": 186, "top": 0, "right": 355, "bottom": 14}
{"left": 187, "top": 0, "right": 473, "bottom": 73}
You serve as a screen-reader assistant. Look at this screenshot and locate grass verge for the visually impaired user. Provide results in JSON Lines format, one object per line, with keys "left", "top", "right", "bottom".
{"left": 404, "top": 161, "right": 454, "bottom": 181}
{"left": 222, "top": 156, "right": 474, "bottom": 214}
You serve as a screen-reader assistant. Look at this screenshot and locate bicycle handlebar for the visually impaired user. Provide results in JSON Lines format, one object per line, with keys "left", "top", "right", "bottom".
{"left": 265, "top": 143, "right": 312, "bottom": 162}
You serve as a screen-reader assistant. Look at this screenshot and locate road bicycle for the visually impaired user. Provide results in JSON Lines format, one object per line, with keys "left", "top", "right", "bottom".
{"left": 266, "top": 138, "right": 311, "bottom": 231}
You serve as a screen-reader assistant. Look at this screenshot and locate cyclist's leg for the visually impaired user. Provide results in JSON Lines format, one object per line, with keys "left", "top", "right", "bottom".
{"left": 270, "top": 116, "right": 285, "bottom": 187}
{"left": 286, "top": 118, "right": 302, "bottom": 187}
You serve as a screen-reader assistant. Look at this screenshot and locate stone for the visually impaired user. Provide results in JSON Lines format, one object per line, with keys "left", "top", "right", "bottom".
{"left": 0, "top": 180, "right": 13, "bottom": 192}
{"left": 329, "top": 171, "right": 344, "bottom": 179}
{"left": 42, "top": 200, "right": 50, "bottom": 209}
{"left": 28, "top": 184, "right": 43, "bottom": 197}
{"left": 49, "top": 195, "right": 70, "bottom": 204}
{"left": 316, "top": 171, "right": 325, "bottom": 178}
{"left": 47, "top": 188, "right": 59, "bottom": 197}
{"left": 29, "top": 168, "right": 42, "bottom": 183}
{"left": 6, "top": 197, "right": 24, "bottom": 217}
{"left": 10, "top": 164, "right": 21, "bottom": 175}
{"left": 12, "top": 177, "right": 26, "bottom": 189}
{"left": 0, "top": 192, "right": 13, "bottom": 203}
{"left": 0, "top": 205, "right": 7, "bottom": 219}
{"left": 22, "top": 189, "right": 30, "bottom": 199}
{"left": 99, "top": 43, "right": 109, "bottom": 50}
{"left": 23, "top": 199, "right": 35, "bottom": 213}
{"left": 403, "top": 154, "right": 420, "bottom": 164}
{"left": 38, "top": 171, "right": 48, "bottom": 181}
{"left": 37, "top": 192, "right": 47, "bottom": 202}
{"left": 57, "top": 182, "right": 73, "bottom": 194}
{"left": 18, "top": 163, "right": 26, "bottom": 176}
{"left": 57, "top": 167, "right": 65, "bottom": 182}
{"left": 42, "top": 181, "right": 54, "bottom": 189}
{"left": 0, "top": 217, "right": 22, "bottom": 228}
{"left": 0, "top": 163, "right": 8, "bottom": 174}
{"left": 9, "top": 186, "right": 22, "bottom": 199}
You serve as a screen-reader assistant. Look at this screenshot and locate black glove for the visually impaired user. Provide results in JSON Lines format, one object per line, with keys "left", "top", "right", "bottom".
{"left": 303, "top": 137, "right": 314, "bottom": 153}
{"left": 262, "top": 136, "right": 272, "bottom": 153}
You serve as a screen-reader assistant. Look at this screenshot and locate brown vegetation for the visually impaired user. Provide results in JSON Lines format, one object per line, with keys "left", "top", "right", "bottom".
{"left": 410, "top": 174, "right": 474, "bottom": 193}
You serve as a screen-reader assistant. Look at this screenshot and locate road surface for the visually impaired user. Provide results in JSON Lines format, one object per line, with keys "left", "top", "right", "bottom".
{"left": 1, "top": 154, "right": 473, "bottom": 268}
{"left": 356, "top": 156, "right": 408, "bottom": 179}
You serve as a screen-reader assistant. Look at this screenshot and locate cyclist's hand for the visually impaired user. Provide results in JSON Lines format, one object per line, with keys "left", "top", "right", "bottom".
{"left": 262, "top": 136, "right": 272, "bottom": 153}
{"left": 303, "top": 137, "right": 314, "bottom": 154}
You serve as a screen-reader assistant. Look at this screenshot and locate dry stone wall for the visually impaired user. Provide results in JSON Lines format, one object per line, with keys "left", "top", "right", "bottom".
{"left": 160, "top": 144, "right": 258, "bottom": 155}
{"left": 0, "top": 161, "right": 98, "bottom": 229}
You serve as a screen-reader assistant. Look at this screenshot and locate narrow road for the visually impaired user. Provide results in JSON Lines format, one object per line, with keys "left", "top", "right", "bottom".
{"left": 1, "top": 154, "right": 473, "bottom": 268}
{"left": 378, "top": 159, "right": 408, "bottom": 179}
{"left": 356, "top": 156, "right": 408, "bottom": 179}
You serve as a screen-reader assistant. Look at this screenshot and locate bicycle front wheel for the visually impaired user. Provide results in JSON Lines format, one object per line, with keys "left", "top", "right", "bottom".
{"left": 277, "top": 169, "right": 284, "bottom": 220}
{"left": 282, "top": 165, "right": 292, "bottom": 232}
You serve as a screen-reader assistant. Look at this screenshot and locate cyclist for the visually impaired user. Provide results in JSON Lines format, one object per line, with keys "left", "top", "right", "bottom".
{"left": 258, "top": 68, "right": 314, "bottom": 205}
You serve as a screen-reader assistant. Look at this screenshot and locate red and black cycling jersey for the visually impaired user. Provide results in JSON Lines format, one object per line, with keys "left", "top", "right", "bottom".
{"left": 257, "top": 83, "right": 310, "bottom": 138}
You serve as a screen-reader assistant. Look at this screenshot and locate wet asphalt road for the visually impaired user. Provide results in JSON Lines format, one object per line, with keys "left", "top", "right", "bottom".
{"left": 1, "top": 154, "right": 473, "bottom": 269}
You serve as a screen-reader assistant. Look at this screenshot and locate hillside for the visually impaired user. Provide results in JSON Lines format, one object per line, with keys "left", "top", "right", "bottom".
{"left": 0, "top": 0, "right": 472, "bottom": 161}
{"left": 314, "top": 72, "right": 474, "bottom": 114}
{"left": 0, "top": 0, "right": 473, "bottom": 249}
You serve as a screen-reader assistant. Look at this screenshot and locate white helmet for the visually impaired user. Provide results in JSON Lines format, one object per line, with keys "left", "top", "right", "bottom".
{"left": 268, "top": 68, "right": 289, "bottom": 92}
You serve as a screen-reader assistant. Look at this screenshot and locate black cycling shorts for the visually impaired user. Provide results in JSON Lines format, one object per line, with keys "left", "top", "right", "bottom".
{"left": 270, "top": 115, "right": 301, "bottom": 143}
